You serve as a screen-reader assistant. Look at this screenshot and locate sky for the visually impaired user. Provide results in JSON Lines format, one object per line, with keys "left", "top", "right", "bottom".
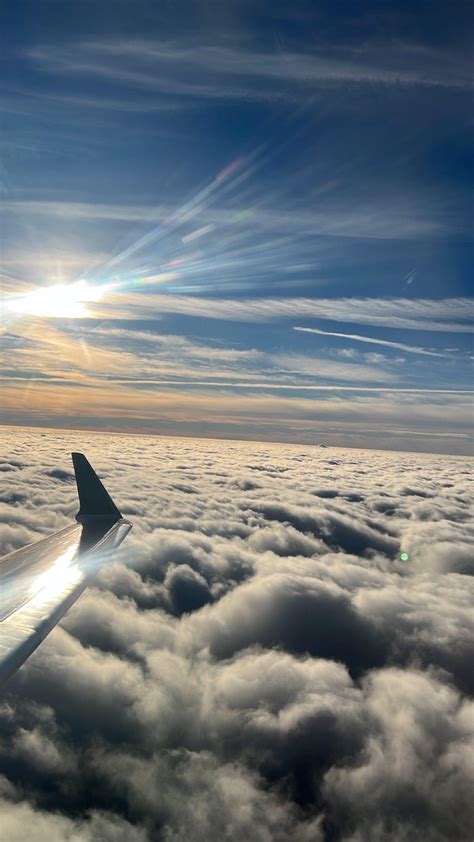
{"left": 0, "top": 428, "right": 473, "bottom": 840}
{"left": 1, "top": 0, "right": 473, "bottom": 453}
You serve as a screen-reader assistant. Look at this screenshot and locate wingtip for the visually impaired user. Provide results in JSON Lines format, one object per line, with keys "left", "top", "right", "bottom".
{"left": 71, "top": 452, "right": 122, "bottom": 522}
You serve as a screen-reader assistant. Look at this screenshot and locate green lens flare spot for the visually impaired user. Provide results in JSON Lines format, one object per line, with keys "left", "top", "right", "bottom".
{"left": 400, "top": 552, "right": 409, "bottom": 561}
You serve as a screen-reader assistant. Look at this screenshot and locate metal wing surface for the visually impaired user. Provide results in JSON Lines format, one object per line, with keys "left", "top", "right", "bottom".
{"left": 0, "top": 453, "right": 132, "bottom": 687}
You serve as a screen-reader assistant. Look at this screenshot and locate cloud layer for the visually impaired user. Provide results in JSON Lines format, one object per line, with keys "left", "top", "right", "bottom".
{"left": 0, "top": 427, "right": 473, "bottom": 841}
{"left": 29, "top": 39, "right": 473, "bottom": 101}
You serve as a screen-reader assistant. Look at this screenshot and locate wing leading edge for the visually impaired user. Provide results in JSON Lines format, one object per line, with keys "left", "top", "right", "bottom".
{"left": 0, "top": 453, "right": 132, "bottom": 688}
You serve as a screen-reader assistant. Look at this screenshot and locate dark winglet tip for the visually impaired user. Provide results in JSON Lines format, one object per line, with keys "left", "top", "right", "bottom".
{"left": 71, "top": 452, "right": 122, "bottom": 522}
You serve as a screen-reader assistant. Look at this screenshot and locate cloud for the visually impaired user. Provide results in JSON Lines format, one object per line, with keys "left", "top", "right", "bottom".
{"left": 0, "top": 320, "right": 400, "bottom": 408}
{"left": 323, "top": 668, "right": 474, "bottom": 841}
{"left": 3, "top": 318, "right": 472, "bottom": 454}
{"left": 294, "top": 326, "right": 449, "bottom": 357}
{"left": 270, "top": 352, "right": 397, "bottom": 383}
{"left": 1, "top": 371, "right": 472, "bottom": 455}
{"left": 0, "top": 428, "right": 473, "bottom": 840}
{"left": 28, "top": 40, "right": 473, "bottom": 101}
{"left": 0, "top": 797, "right": 148, "bottom": 842}
{"left": 2, "top": 197, "right": 465, "bottom": 241}
{"left": 104, "top": 293, "right": 473, "bottom": 333}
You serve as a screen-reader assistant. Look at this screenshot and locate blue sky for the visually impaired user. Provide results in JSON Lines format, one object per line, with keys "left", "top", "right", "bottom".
{"left": 1, "top": 0, "right": 473, "bottom": 453}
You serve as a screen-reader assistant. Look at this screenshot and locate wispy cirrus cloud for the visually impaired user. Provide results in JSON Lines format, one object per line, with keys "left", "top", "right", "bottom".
{"left": 270, "top": 352, "right": 397, "bottom": 383}
{"left": 102, "top": 293, "right": 474, "bottom": 333}
{"left": 2, "top": 315, "right": 470, "bottom": 451}
{"left": 83, "top": 325, "right": 398, "bottom": 384}
{"left": 0, "top": 322, "right": 397, "bottom": 387}
{"left": 1, "top": 376, "right": 472, "bottom": 450}
{"left": 28, "top": 39, "right": 473, "bottom": 100}
{"left": 2, "top": 195, "right": 464, "bottom": 241}
{"left": 2, "top": 87, "right": 188, "bottom": 114}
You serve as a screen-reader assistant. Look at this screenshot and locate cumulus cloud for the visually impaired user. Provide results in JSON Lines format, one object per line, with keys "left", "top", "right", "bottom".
{"left": 0, "top": 428, "right": 473, "bottom": 840}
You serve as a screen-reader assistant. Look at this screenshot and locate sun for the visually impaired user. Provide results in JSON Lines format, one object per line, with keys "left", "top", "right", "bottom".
{"left": 6, "top": 280, "right": 106, "bottom": 319}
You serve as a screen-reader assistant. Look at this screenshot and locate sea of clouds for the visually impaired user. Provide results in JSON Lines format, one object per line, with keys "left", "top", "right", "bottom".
{"left": 0, "top": 426, "right": 473, "bottom": 841}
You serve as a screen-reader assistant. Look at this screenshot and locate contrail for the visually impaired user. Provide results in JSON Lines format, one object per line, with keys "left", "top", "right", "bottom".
{"left": 293, "top": 326, "right": 448, "bottom": 357}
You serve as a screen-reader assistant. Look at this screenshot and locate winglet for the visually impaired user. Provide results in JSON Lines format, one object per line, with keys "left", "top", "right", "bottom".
{"left": 72, "top": 452, "right": 122, "bottom": 523}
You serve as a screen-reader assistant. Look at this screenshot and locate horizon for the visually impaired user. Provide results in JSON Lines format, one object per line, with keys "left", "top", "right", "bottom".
{"left": 1, "top": 421, "right": 472, "bottom": 458}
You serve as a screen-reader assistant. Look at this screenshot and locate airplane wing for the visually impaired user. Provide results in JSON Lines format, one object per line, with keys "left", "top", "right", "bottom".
{"left": 0, "top": 453, "right": 132, "bottom": 688}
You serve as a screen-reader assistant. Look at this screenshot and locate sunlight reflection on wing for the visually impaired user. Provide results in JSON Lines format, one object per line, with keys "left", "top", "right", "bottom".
{"left": 29, "top": 544, "right": 81, "bottom": 603}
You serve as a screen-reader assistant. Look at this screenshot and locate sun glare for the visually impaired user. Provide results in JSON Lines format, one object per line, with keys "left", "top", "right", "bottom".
{"left": 29, "top": 545, "right": 81, "bottom": 603}
{"left": 6, "top": 280, "right": 107, "bottom": 319}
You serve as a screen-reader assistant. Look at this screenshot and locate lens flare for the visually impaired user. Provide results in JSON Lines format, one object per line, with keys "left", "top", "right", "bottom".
{"left": 2, "top": 149, "right": 320, "bottom": 328}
